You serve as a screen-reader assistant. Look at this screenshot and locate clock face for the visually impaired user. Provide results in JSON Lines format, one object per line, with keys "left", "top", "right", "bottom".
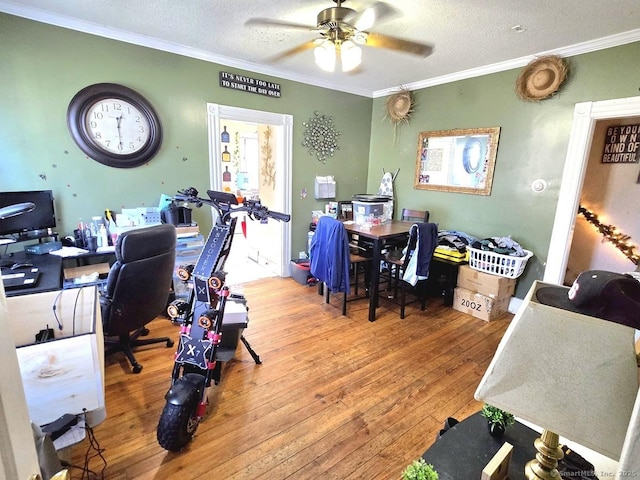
{"left": 67, "top": 83, "right": 162, "bottom": 168}
{"left": 84, "top": 98, "right": 151, "bottom": 155}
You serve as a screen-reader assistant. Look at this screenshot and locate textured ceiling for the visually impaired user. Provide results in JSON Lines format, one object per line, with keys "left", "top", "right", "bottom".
{"left": 2, "top": 0, "right": 640, "bottom": 97}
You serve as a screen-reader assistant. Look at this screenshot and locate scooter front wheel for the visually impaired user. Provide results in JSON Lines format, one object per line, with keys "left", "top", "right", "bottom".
{"left": 157, "top": 396, "right": 200, "bottom": 451}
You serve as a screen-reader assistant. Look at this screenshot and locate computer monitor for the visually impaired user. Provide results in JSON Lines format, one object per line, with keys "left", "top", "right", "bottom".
{"left": 0, "top": 190, "right": 56, "bottom": 238}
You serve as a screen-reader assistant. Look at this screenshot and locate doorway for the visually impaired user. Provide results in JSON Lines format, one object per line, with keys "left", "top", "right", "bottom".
{"left": 206, "top": 104, "right": 293, "bottom": 284}
{"left": 544, "top": 96, "right": 640, "bottom": 284}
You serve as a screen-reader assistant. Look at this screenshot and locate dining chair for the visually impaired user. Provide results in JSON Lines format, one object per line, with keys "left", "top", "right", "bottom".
{"left": 394, "top": 222, "right": 439, "bottom": 318}
{"left": 309, "top": 215, "right": 370, "bottom": 315}
{"left": 382, "top": 208, "right": 430, "bottom": 293}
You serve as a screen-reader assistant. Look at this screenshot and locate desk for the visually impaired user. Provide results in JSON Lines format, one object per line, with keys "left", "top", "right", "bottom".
{"left": 3, "top": 250, "right": 116, "bottom": 297}
{"left": 345, "top": 220, "right": 412, "bottom": 322}
{"left": 2, "top": 251, "right": 62, "bottom": 296}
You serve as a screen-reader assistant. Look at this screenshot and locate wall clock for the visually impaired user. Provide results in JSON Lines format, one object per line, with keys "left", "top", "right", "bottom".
{"left": 67, "top": 83, "right": 162, "bottom": 168}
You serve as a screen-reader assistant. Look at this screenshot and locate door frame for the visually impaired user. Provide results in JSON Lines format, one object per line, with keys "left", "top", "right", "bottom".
{"left": 0, "top": 288, "right": 43, "bottom": 480}
{"left": 544, "top": 95, "right": 640, "bottom": 284}
{"left": 206, "top": 103, "right": 293, "bottom": 277}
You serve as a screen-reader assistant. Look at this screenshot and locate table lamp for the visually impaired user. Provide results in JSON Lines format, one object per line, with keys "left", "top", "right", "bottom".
{"left": 475, "top": 273, "right": 640, "bottom": 480}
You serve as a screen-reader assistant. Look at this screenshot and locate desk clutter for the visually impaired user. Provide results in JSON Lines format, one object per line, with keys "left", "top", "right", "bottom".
{"left": 67, "top": 194, "right": 196, "bottom": 253}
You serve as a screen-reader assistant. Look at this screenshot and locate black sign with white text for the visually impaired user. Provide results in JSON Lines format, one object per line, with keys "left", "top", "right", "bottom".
{"left": 219, "top": 72, "right": 281, "bottom": 98}
{"left": 602, "top": 124, "right": 640, "bottom": 163}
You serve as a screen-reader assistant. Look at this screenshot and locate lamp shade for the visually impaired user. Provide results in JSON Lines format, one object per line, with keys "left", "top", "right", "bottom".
{"left": 340, "top": 40, "right": 362, "bottom": 72}
{"left": 314, "top": 40, "right": 336, "bottom": 72}
{"left": 475, "top": 280, "right": 639, "bottom": 460}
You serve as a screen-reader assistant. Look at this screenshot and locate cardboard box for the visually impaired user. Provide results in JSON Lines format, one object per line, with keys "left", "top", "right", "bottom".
{"left": 453, "top": 287, "right": 510, "bottom": 322}
{"left": 457, "top": 264, "right": 516, "bottom": 298}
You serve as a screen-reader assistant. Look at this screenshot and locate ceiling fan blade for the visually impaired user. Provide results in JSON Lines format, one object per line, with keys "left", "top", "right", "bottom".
{"left": 344, "top": 2, "right": 399, "bottom": 31}
{"left": 245, "top": 17, "right": 317, "bottom": 32}
{"left": 364, "top": 32, "right": 433, "bottom": 57}
{"left": 269, "top": 40, "right": 318, "bottom": 62}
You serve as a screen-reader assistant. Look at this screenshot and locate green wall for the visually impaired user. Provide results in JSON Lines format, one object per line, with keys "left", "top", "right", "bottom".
{"left": 2, "top": 12, "right": 640, "bottom": 297}
{"left": 0, "top": 13, "right": 371, "bottom": 258}
{"left": 368, "top": 42, "right": 640, "bottom": 296}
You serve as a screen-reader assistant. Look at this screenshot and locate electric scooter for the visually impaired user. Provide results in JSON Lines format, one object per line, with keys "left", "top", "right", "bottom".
{"left": 156, "top": 187, "right": 290, "bottom": 451}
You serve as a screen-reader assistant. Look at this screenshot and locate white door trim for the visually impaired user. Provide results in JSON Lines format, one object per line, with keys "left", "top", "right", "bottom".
{"left": 206, "top": 103, "right": 293, "bottom": 277}
{"left": 544, "top": 95, "right": 640, "bottom": 284}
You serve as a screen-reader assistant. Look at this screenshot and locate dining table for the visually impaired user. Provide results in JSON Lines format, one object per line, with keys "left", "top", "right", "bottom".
{"left": 344, "top": 219, "right": 413, "bottom": 322}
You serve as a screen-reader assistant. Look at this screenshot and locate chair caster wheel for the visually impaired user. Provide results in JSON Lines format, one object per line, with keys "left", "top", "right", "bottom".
{"left": 132, "top": 364, "right": 143, "bottom": 374}
{"left": 166, "top": 339, "right": 174, "bottom": 348}
{"left": 140, "top": 327, "right": 150, "bottom": 336}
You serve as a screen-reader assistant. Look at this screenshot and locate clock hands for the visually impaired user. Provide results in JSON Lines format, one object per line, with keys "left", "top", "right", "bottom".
{"left": 116, "top": 114, "right": 123, "bottom": 149}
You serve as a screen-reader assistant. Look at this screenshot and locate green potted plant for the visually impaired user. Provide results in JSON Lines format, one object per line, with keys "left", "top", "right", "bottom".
{"left": 401, "top": 458, "right": 439, "bottom": 480}
{"left": 481, "top": 403, "right": 515, "bottom": 437}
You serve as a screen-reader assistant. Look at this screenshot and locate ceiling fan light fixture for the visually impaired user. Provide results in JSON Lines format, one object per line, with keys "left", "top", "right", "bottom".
{"left": 353, "top": 9, "right": 375, "bottom": 31}
{"left": 340, "top": 40, "right": 362, "bottom": 72}
{"left": 314, "top": 39, "right": 336, "bottom": 72}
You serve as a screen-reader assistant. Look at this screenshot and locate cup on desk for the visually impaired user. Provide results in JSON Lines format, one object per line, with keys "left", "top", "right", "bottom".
{"left": 86, "top": 236, "right": 98, "bottom": 252}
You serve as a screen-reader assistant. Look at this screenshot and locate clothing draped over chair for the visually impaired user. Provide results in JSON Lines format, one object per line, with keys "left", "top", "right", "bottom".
{"left": 402, "top": 222, "right": 438, "bottom": 286}
{"left": 310, "top": 216, "right": 352, "bottom": 294}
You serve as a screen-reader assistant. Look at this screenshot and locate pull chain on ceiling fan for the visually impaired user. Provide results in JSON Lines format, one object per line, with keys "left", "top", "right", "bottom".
{"left": 245, "top": 0, "right": 433, "bottom": 73}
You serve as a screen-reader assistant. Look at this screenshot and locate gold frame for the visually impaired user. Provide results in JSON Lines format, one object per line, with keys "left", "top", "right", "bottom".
{"left": 414, "top": 127, "right": 501, "bottom": 195}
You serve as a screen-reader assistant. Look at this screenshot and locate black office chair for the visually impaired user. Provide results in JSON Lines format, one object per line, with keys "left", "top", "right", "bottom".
{"left": 101, "top": 223, "right": 177, "bottom": 373}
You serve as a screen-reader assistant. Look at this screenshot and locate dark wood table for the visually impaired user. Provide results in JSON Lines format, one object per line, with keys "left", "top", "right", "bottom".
{"left": 344, "top": 220, "right": 412, "bottom": 321}
{"left": 422, "top": 411, "right": 539, "bottom": 480}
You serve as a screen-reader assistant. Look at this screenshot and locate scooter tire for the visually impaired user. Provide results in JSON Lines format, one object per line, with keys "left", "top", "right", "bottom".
{"left": 157, "top": 396, "right": 200, "bottom": 451}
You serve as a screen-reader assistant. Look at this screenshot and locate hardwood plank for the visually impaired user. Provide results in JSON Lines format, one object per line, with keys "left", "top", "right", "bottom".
{"left": 68, "top": 276, "right": 512, "bottom": 479}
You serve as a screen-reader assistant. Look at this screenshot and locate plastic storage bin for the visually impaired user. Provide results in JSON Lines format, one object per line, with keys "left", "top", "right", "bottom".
{"left": 353, "top": 201, "right": 392, "bottom": 225}
{"left": 468, "top": 247, "right": 533, "bottom": 279}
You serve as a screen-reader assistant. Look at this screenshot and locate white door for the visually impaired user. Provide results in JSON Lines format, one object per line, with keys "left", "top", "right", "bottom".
{"left": 207, "top": 104, "right": 292, "bottom": 277}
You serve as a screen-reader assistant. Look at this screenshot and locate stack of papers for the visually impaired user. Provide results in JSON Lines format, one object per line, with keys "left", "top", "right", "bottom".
{"left": 49, "top": 246, "right": 89, "bottom": 257}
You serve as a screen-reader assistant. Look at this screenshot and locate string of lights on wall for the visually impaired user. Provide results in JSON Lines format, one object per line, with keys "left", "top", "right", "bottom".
{"left": 578, "top": 204, "right": 640, "bottom": 265}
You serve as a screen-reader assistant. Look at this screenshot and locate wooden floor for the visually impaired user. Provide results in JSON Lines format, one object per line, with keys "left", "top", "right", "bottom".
{"left": 69, "top": 277, "right": 512, "bottom": 479}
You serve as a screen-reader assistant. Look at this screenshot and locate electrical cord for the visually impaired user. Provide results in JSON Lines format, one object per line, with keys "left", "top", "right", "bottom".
{"left": 72, "top": 286, "right": 86, "bottom": 336}
{"left": 51, "top": 290, "right": 64, "bottom": 331}
{"left": 61, "top": 410, "right": 107, "bottom": 479}
{"left": 51, "top": 286, "right": 90, "bottom": 335}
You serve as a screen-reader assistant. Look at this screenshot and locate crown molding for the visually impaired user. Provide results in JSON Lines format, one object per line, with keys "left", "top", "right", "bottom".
{"left": 0, "top": 1, "right": 372, "bottom": 97}
{"left": 372, "top": 28, "right": 640, "bottom": 98}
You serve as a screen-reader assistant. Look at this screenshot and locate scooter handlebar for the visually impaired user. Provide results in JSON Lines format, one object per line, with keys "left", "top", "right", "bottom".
{"left": 265, "top": 211, "right": 290, "bottom": 222}
{"left": 175, "top": 188, "right": 290, "bottom": 223}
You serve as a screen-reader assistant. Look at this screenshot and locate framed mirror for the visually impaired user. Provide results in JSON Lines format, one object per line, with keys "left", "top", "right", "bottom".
{"left": 414, "top": 127, "right": 501, "bottom": 195}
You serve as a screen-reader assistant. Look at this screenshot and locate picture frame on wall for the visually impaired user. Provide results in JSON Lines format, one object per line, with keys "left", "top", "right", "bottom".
{"left": 414, "top": 127, "right": 501, "bottom": 195}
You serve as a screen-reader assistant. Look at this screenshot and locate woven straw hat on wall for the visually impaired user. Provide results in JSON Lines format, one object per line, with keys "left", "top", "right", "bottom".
{"left": 515, "top": 55, "right": 568, "bottom": 101}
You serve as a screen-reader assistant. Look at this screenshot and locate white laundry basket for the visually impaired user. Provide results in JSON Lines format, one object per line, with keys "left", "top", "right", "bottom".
{"left": 468, "top": 247, "right": 533, "bottom": 279}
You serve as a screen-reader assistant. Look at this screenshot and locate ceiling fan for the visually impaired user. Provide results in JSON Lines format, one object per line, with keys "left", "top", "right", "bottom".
{"left": 245, "top": 0, "right": 433, "bottom": 73}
